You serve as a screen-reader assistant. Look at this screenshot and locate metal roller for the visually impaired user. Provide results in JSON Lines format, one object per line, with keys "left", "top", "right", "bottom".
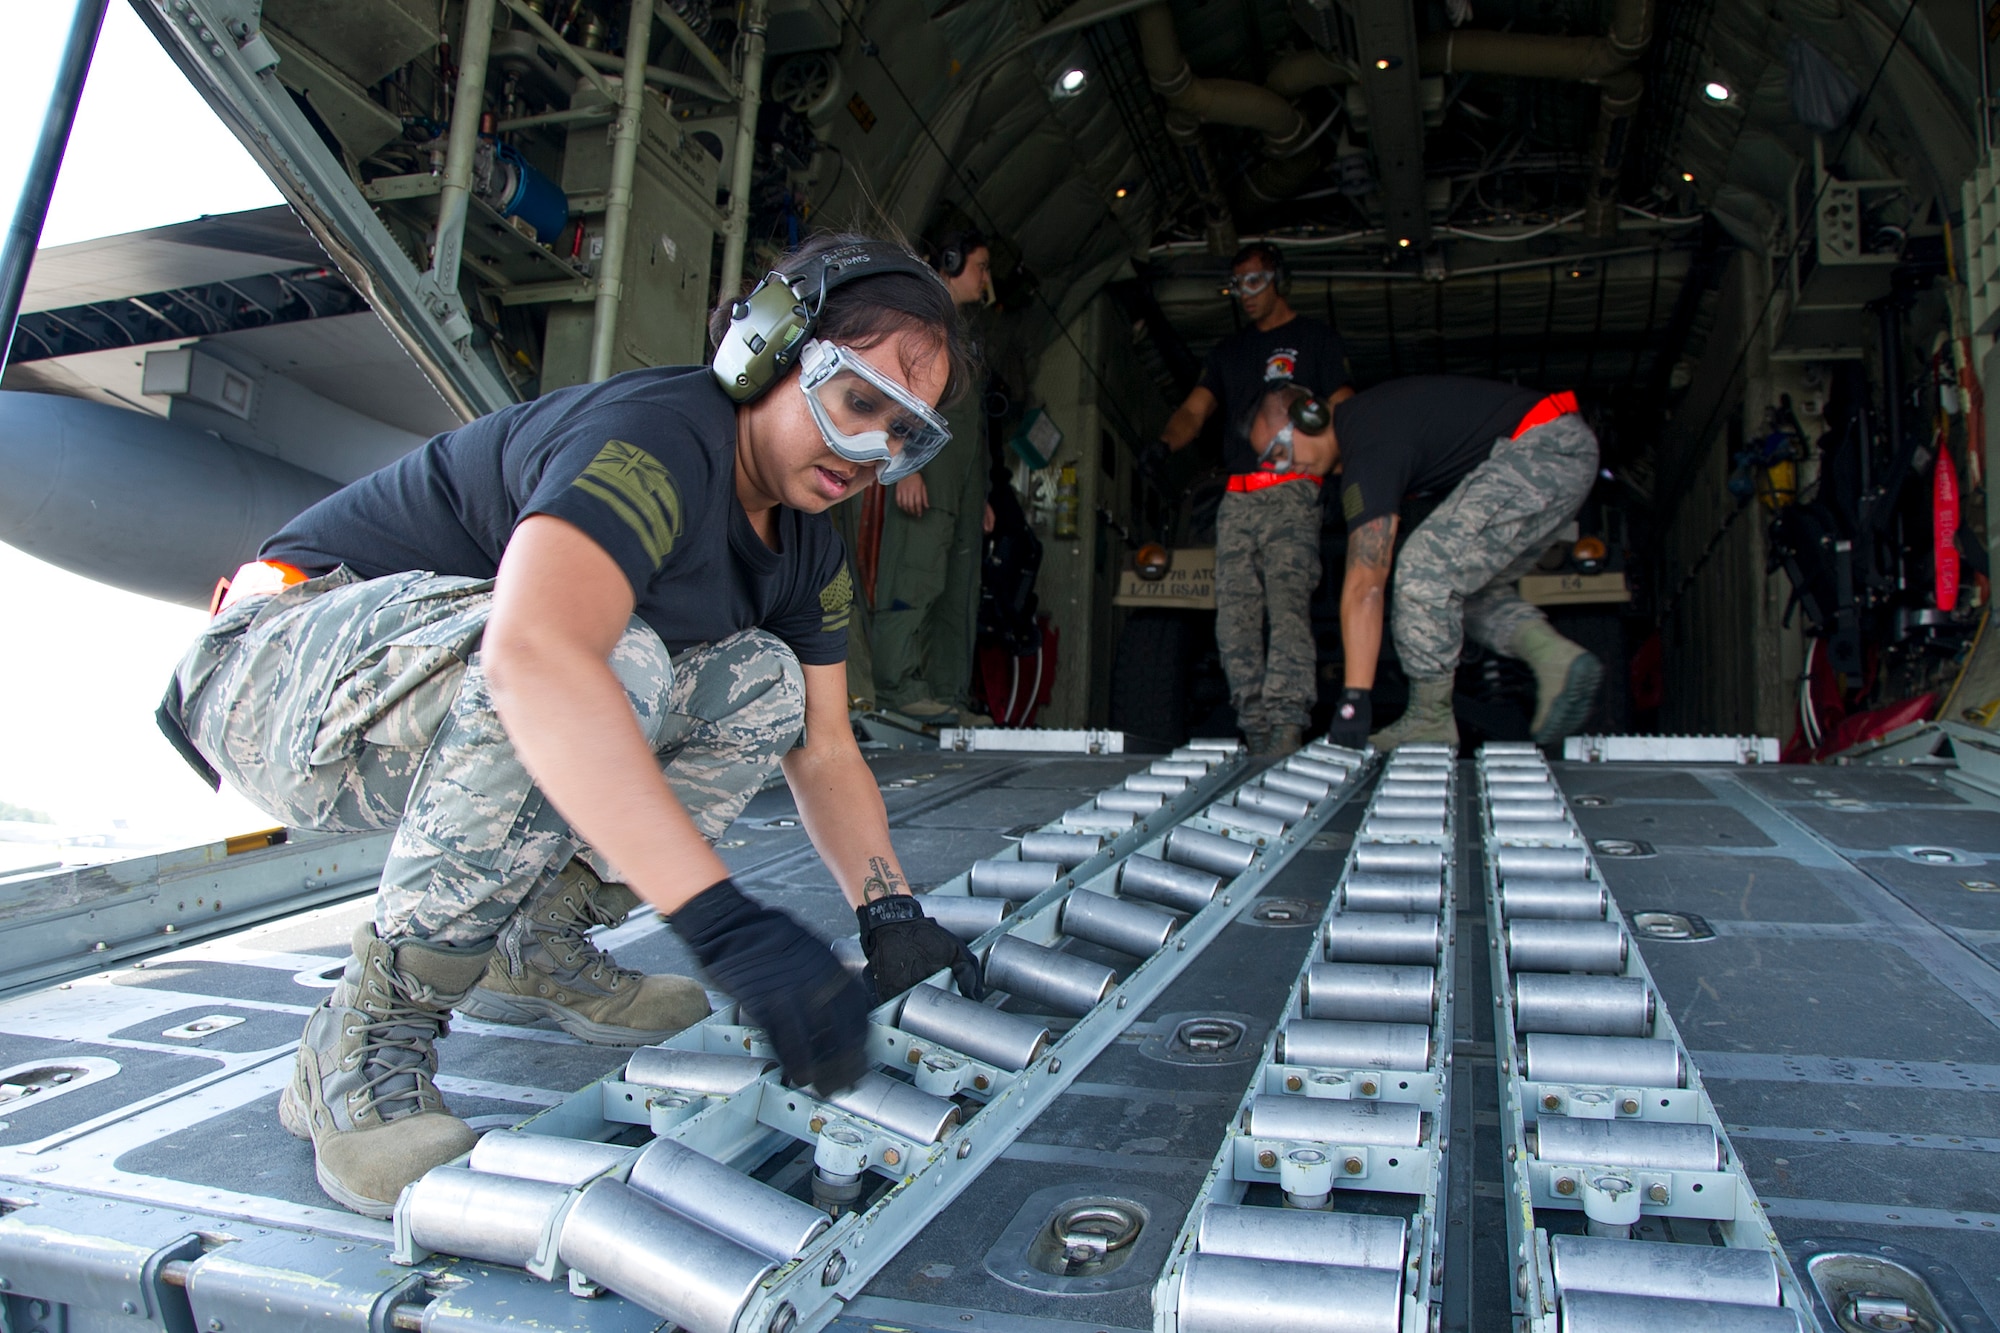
{"left": 1386, "top": 759, "right": 1452, "bottom": 776}
{"left": 918, "top": 893, "right": 1015, "bottom": 939}
{"left": 1514, "top": 974, "right": 1654, "bottom": 1037}
{"left": 1064, "top": 805, "right": 1136, "bottom": 832}
{"left": 1177, "top": 1252, "right": 1403, "bottom": 1333}
{"left": 1165, "top": 826, "right": 1258, "bottom": 877}
{"left": 627, "top": 1138, "right": 832, "bottom": 1259}
{"left": 898, "top": 983, "right": 1052, "bottom": 1070}
{"left": 1559, "top": 1290, "right": 1804, "bottom": 1332}
{"left": 403, "top": 1166, "right": 570, "bottom": 1268}
{"left": 557, "top": 1178, "right": 777, "bottom": 1333}
{"left": 1550, "top": 1235, "right": 1781, "bottom": 1306}
{"left": 1497, "top": 845, "right": 1593, "bottom": 879}
{"left": 1150, "top": 760, "right": 1210, "bottom": 778}
{"left": 968, "top": 858, "right": 1063, "bottom": 899}
{"left": 818, "top": 1070, "right": 962, "bottom": 1144}
{"left": 1260, "top": 770, "right": 1331, "bottom": 802}
{"left": 1324, "top": 911, "right": 1443, "bottom": 964}
{"left": 1096, "top": 788, "right": 1165, "bottom": 814}
{"left": 985, "top": 935, "right": 1117, "bottom": 1016}
{"left": 1304, "top": 739, "right": 1366, "bottom": 761}
{"left": 1196, "top": 1202, "right": 1407, "bottom": 1271}
{"left": 1483, "top": 741, "right": 1542, "bottom": 755}
{"left": 1502, "top": 878, "right": 1608, "bottom": 921}
{"left": 1234, "top": 787, "right": 1311, "bottom": 821}
{"left": 1244, "top": 1094, "right": 1423, "bottom": 1147}
{"left": 1525, "top": 1035, "right": 1685, "bottom": 1089}
{"left": 1379, "top": 779, "right": 1448, "bottom": 800}
{"left": 467, "top": 1132, "right": 630, "bottom": 1186}
{"left": 1493, "top": 821, "right": 1580, "bottom": 843}
{"left": 1361, "top": 815, "right": 1446, "bottom": 841}
{"left": 1534, "top": 1117, "right": 1721, "bottom": 1171}
{"left": 1209, "top": 804, "right": 1288, "bottom": 838}
{"left": 1353, "top": 843, "right": 1445, "bottom": 875}
{"left": 1061, "top": 889, "right": 1177, "bottom": 955}
{"left": 1486, "top": 768, "right": 1556, "bottom": 785}
{"left": 831, "top": 934, "right": 867, "bottom": 977}
{"left": 1019, "top": 831, "right": 1104, "bottom": 867}
{"left": 1186, "top": 737, "right": 1243, "bottom": 752}
{"left": 1168, "top": 748, "right": 1224, "bottom": 766}
{"left": 1372, "top": 797, "right": 1448, "bottom": 819}
{"left": 1490, "top": 799, "right": 1568, "bottom": 821}
{"left": 624, "top": 1048, "right": 777, "bottom": 1095}
{"left": 1283, "top": 756, "right": 1352, "bottom": 784}
{"left": 1279, "top": 1019, "right": 1432, "bottom": 1070}
{"left": 1507, "top": 920, "right": 1629, "bottom": 974}
{"left": 1119, "top": 854, "right": 1222, "bottom": 910}
{"left": 1305, "top": 962, "right": 1437, "bottom": 1023}
{"left": 1343, "top": 872, "right": 1445, "bottom": 914}
{"left": 1126, "top": 772, "right": 1189, "bottom": 795}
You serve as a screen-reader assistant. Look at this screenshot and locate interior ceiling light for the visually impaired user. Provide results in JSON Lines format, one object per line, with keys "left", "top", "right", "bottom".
{"left": 1397, "top": 237, "right": 1412, "bottom": 248}
{"left": 1680, "top": 170, "right": 1696, "bottom": 183}
{"left": 1056, "top": 67, "right": 1088, "bottom": 95}
{"left": 1375, "top": 57, "right": 1391, "bottom": 69}
{"left": 1114, "top": 185, "right": 1130, "bottom": 199}
{"left": 1702, "top": 80, "right": 1731, "bottom": 102}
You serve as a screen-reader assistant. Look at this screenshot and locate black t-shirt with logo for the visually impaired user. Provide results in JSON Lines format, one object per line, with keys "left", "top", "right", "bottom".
{"left": 262, "top": 366, "right": 853, "bottom": 664}
{"left": 1197, "top": 315, "right": 1352, "bottom": 476}
{"left": 1332, "top": 375, "right": 1546, "bottom": 531}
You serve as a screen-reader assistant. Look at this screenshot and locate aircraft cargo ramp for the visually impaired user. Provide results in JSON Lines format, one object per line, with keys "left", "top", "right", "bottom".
{"left": 0, "top": 745, "right": 1994, "bottom": 1333}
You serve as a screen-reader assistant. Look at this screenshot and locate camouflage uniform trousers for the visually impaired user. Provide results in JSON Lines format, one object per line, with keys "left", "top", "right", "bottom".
{"left": 1390, "top": 413, "right": 1600, "bottom": 680}
{"left": 166, "top": 568, "right": 806, "bottom": 947}
{"left": 1214, "top": 479, "right": 1324, "bottom": 733}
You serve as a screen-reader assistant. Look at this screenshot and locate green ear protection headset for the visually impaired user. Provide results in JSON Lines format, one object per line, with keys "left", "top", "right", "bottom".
{"left": 711, "top": 241, "right": 941, "bottom": 404}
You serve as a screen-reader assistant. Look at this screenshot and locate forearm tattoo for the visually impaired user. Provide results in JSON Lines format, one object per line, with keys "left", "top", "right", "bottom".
{"left": 861, "top": 856, "right": 908, "bottom": 901}
{"left": 1347, "top": 516, "right": 1395, "bottom": 574}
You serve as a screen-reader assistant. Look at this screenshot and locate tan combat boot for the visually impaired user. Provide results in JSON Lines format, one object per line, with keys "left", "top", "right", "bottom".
{"left": 1254, "top": 723, "right": 1303, "bottom": 758}
{"left": 1511, "top": 620, "right": 1604, "bottom": 745}
{"left": 1369, "top": 676, "right": 1460, "bottom": 751}
{"left": 277, "top": 923, "right": 491, "bottom": 1217}
{"left": 458, "top": 859, "right": 711, "bottom": 1045}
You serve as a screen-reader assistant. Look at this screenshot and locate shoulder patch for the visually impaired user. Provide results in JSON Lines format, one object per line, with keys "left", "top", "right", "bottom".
{"left": 1341, "top": 483, "right": 1365, "bottom": 523}
{"left": 819, "top": 564, "right": 854, "bottom": 633}
{"left": 571, "top": 440, "right": 683, "bottom": 567}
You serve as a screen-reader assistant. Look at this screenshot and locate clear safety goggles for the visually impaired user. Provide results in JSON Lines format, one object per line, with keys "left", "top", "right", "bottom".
{"left": 797, "top": 339, "right": 951, "bottom": 484}
{"left": 1226, "top": 268, "right": 1279, "bottom": 298}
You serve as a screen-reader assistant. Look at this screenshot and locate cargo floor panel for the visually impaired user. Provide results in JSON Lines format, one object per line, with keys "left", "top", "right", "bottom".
{"left": 1592, "top": 852, "right": 1865, "bottom": 922}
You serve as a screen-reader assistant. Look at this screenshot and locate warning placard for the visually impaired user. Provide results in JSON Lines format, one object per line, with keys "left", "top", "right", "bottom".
{"left": 1113, "top": 547, "right": 1217, "bottom": 609}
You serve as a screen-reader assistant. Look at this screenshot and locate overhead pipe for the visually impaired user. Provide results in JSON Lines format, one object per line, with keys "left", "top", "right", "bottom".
{"left": 1135, "top": 4, "right": 1316, "bottom": 251}
{"left": 716, "top": 0, "right": 769, "bottom": 301}
{"left": 429, "top": 0, "right": 499, "bottom": 314}
{"left": 1263, "top": 0, "right": 1654, "bottom": 237}
{"left": 589, "top": 0, "right": 655, "bottom": 381}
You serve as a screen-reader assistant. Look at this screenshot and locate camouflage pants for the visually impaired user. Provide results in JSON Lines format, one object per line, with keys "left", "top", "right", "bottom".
{"left": 1391, "top": 414, "right": 1599, "bottom": 680}
{"left": 1215, "top": 480, "right": 1323, "bottom": 732}
{"left": 167, "top": 569, "right": 806, "bottom": 946}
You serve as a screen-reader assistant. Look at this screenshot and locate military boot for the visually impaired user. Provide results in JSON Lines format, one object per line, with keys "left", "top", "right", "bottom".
{"left": 277, "top": 923, "right": 491, "bottom": 1217}
{"left": 1512, "top": 620, "right": 1603, "bottom": 744}
{"left": 458, "top": 859, "right": 711, "bottom": 1045}
{"left": 1369, "top": 676, "right": 1460, "bottom": 751}
{"left": 1254, "top": 723, "right": 1302, "bottom": 758}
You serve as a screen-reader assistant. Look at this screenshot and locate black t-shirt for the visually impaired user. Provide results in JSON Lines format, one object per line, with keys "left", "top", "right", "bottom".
{"left": 1332, "top": 376, "right": 1546, "bottom": 530}
{"left": 1197, "top": 315, "right": 1351, "bottom": 475}
{"left": 263, "top": 366, "right": 853, "bottom": 664}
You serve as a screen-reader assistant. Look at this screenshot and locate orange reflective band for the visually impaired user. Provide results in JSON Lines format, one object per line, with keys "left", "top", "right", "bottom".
{"left": 213, "top": 560, "right": 308, "bottom": 615}
{"left": 1226, "top": 470, "right": 1323, "bottom": 493}
{"left": 1512, "top": 391, "right": 1579, "bottom": 439}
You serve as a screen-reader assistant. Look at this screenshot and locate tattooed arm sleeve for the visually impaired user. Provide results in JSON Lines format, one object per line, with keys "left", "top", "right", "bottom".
{"left": 1339, "top": 514, "right": 1398, "bottom": 691}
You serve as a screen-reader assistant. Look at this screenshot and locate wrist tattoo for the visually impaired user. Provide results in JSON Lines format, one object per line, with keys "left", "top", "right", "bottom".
{"left": 862, "top": 856, "right": 907, "bottom": 901}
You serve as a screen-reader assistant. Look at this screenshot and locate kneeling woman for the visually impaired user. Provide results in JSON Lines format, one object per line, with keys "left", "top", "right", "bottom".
{"left": 159, "top": 233, "right": 981, "bottom": 1217}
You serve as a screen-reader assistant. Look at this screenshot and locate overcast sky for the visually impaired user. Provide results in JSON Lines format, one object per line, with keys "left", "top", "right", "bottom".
{"left": 1, "top": 3, "right": 284, "bottom": 848}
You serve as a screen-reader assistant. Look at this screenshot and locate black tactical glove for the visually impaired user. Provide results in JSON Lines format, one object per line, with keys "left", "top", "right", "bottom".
{"left": 856, "top": 895, "right": 983, "bottom": 1001}
{"left": 670, "top": 877, "right": 870, "bottom": 1094}
{"left": 1325, "top": 688, "right": 1372, "bottom": 751}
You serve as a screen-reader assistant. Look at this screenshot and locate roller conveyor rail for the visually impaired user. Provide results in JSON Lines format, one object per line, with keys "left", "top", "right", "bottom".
{"left": 1152, "top": 742, "right": 1459, "bottom": 1333}
{"left": 1474, "top": 742, "right": 1821, "bottom": 1333}
{"left": 387, "top": 741, "right": 1377, "bottom": 1333}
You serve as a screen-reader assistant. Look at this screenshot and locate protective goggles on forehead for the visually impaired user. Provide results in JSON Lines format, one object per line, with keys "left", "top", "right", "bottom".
{"left": 797, "top": 339, "right": 951, "bottom": 484}
{"left": 1226, "top": 268, "right": 1279, "bottom": 298}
